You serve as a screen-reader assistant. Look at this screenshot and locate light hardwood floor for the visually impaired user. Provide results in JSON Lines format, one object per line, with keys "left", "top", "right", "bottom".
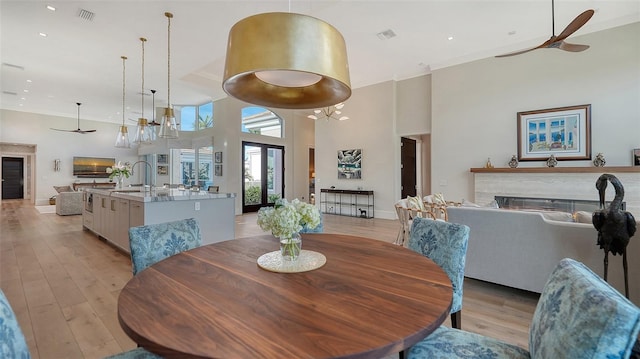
{"left": 1, "top": 200, "right": 539, "bottom": 358}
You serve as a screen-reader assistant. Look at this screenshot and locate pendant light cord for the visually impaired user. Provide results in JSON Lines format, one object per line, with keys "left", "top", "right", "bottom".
{"left": 140, "top": 38, "right": 146, "bottom": 119}
{"left": 121, "top": 56, "right": 127, "bottom": 126}
{"left": 165, "top": 12, "right": 173, "bottom": 107}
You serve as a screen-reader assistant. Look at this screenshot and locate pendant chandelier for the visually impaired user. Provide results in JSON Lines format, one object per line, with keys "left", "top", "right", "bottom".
{"left": 307, "top": 103, "right": 349, "bottom": 121}
{"left": 158, "top": 12, "right": 179, "bottom": 139}
{"left": 133, "top": 37, "right": 152, "bottom": 144}
{"left": 115, "top": 55, "right": 131, "bottom": 148}
{"left": 223, "top": 12, "right": 351, "bottom": 109}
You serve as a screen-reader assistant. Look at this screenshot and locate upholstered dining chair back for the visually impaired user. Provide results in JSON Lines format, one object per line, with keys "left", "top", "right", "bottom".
{"left": 128, "top": 218, "right": 202, "bottom": 275}
{"left": 408, "top": 217, "right": 470, "bottom": 329}
{"left": 300, "top": 215, "right": 324, "bottom": 233}
{"left": 407, "top": 258, "right": 640, "bottom": 359}
{"left": 0, "top": 289, "right": 30, "bottom": 358}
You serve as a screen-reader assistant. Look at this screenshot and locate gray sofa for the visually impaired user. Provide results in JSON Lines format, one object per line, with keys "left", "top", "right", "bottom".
{"left": 55, "top": 191, "right": 83, "bottom": 215}
{"left": 447, "top": 206, "right": 640, "bottom": 305}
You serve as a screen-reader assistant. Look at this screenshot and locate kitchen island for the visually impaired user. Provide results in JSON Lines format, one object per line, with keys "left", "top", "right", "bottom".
{"left": 83, "top": 188, "right": 235, "bottom": 253}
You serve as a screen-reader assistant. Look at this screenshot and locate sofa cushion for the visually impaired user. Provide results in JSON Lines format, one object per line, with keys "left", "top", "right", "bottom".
{"left": 540, "top": 211, "right": 574, "bottom": 222}
{"left": 573, "top": 210, "right": 593, "bottom": 224}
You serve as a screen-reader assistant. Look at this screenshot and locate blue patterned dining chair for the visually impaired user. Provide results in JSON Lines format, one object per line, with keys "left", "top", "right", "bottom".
{"left": 0, "top": 289, "right": 30, "bottom": 359}
{"left": 408, "top": 217, "right": 470, "bottom": 329}
{"left": 407, "top": 258, "right": 640, "bottom": 359}
{"left": 128, "top": 218, "right": 202, "bottom": 275}
{"left": 300, "top": 215, "right": 324, "bottom": 233}
{"left": 104, "top": 347, "right": 163, "bottom": 359}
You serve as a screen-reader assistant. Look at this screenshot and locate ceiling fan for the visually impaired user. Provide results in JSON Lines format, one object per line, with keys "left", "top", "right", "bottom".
{"left": 50, "top": 102, "right": 96, "bottom": 133}
{"left": 496, "top": 0, "right": 594, "bottom": 58}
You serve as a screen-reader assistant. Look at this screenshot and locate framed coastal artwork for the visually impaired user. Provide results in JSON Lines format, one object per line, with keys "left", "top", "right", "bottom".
{"left": 215, "top": 151, "right": 223, "bottom": 163}
{"left": 517, "top": 104, "right": 591, "bottom": 161}
{"left": 337, "top": 149, "right": 362, "bottom": 179}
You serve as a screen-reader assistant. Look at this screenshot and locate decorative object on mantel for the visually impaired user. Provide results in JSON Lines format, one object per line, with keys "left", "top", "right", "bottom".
{"left": 106, "top": 161, "right": 132, "bottom": 189}
{"left": 484, "top": 158, "right": 494, "bottom": 169}
{"left": 592, "top": 173, "right": 636, "bottom": 298}
{"left": 546, "top": 154, "right": 558, "bottom": 167}
{"left": 593, "top": 152, "right": 606, "bottom": 167}
{"left": 517, "top": 104, "right": 591, "bottom": 161}
{"left": 508, "top": 155, "right": 519, "bottom": 168}
{"left": 257, "top": 198, "right": 321, "bottom": 264}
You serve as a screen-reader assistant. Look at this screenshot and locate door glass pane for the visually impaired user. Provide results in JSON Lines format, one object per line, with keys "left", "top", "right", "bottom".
{"left": 198, "top": 146, "right": 213, "bottom": 188}
{"left": 267, "top": 148, "right": 283, "bottom": 203}
{"left": 244, "top": 145, "right": 262, "bottom": 206}
{"left": 180, "top": 149, "right": 196, "bottom": 186}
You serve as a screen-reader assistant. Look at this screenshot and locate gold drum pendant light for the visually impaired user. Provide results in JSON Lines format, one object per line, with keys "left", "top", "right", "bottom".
{"left": 159, "top": 12, "right": 179, "bottom": 139}
{"left": 223, "top": 12, "right": 351, "bottom": 109}
{"left": 134, "top": 37, "right": 152, "bottom": 144}
{"left": 115, "top": 55, "right": 131, "bottom": 148}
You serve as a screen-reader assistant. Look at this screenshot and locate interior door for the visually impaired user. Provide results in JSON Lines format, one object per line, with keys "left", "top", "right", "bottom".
{"left": 401, "top": 137, "right": 417, "bottom": 199}
{"left": 242, "top": 142, "right": 285, "bottom": 213}
{"left": 2, "top": 157, "right": 24, "bottom": 199}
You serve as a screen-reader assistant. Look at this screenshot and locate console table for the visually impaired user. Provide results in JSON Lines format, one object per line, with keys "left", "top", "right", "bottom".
{"left": 72, "top": 182, "right": 116, "bottom": 191}
{"left": 320, "top": 189, "right": 374, "bottom": 218}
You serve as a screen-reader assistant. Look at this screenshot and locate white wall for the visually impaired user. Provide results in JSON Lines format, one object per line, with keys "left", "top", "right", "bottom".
{"left": 1, "top": 110, "right": 139, "bottom": 204}
{"left": 431, "top": 22, "right": 640, "bottom": 203}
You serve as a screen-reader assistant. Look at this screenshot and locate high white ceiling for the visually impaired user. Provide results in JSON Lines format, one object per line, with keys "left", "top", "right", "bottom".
{"left": 1, "top": 1, "right": 638, "bottom": 125}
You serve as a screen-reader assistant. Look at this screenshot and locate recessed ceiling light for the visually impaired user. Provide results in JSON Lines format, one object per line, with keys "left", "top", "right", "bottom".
{"left": 447, "top": 36, "right": 454, "bottom": 41}
{"left": 376, "top": 29, "right": 396, "bottom": 40}
{"left": 20, "top": 97, "right": 26, "bottom": 100}
{"left": 46, "top": 5, "right": 56, "bottom": 11}
{"left": 23, "top": 89, "right": 29, "bottom": 93}
{"left": 508, "top": 30, "right": 517, "bottom": 36}
{"left": 26, "top": 79, "right": 32, "bottom": 83}
{"left": 19, "top": 104, "right": 24, "bottom": 106}
{"left": 39, "top": 32, "right": 47, "bottom": 37}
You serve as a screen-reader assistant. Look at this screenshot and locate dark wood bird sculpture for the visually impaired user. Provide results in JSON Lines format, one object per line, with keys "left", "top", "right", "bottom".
{"left": 592, "top": 173, "right": 636, "bottom": 298}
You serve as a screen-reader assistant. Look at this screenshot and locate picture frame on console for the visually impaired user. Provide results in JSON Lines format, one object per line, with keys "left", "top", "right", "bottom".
{"left": 517, "top": 104, "right": 591, "bottom": 161}
{"left": 634, "top": 149, "right": 640, "bottom": 166}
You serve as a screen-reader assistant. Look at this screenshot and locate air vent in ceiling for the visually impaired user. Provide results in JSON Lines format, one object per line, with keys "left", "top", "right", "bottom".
{"left": 77, "top": 8, "right": 95, "bottom": 21}
{"left": 376, "top": 29, "right": 396, "bottom": 40}
{"left": 2, "top": 91, "right": 18, "bottom": 96}
{"left": 2, "top": 63, "right": 25, "bottom": 70}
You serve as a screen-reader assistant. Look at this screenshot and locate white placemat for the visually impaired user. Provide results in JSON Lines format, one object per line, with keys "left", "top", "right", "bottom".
{"left": 257, "top": 250, "right": 326, "bottom": 273}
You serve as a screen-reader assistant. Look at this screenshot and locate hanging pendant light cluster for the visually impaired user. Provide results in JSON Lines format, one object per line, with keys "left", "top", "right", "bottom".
{"left": 307, "top": 102, "right": 349, "bottom": 121}
{"left": 114, "top": 55, "right": 131, "bottom": 148}
{"left": 133, "top": 37, "right": 152, "bottom": 145}
{"left": 223, "top": 12, "right": 351, "bottom": 109}
{"left": 159, "top": 12, "right": 179, "bottom": 139}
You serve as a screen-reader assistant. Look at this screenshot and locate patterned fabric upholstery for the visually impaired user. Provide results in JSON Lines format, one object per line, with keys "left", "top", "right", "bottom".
{"left": 300, "top": 215, "right": 324, "bottom": 233}
{"left": 408, "top": 217, "right": 470, "bottom": 314}
{"left": 528, "top": 258, "right": 640, "bottom": 359}
{"left": 0, "top": 289, "right": 31, "bottom": 359}
{"left": 128, "top": 218, "right": 202, "bottom": 275}
{"left": 408, "top": 258, "right": 640, "bottom": 359}
{"left": 408, "top": 326, "right": 530, "bottom": 359}
{"left": 104, "top": 347, "right": 163, "bottom": 359}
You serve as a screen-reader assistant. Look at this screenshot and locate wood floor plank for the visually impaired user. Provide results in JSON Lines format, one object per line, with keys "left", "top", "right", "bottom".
{"left": 1, "top": 199, "right": 543, "bottom": 358}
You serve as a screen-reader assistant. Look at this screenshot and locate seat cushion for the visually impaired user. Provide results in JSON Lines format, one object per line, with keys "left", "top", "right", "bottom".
{"left": 529, "top": 258, "right": 640, "bottom": 359}
{"left": 0, "top": 290, "right": 30, "bottom": 359}
{"left": 408, "top": 326, "right": 530, "bottom": 359}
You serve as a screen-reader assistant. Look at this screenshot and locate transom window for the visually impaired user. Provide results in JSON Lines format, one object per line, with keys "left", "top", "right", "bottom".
{"left": 175, "top": 102, "right": 213, "bottom": 131}
{"left": 241, "top": 106, "right": 282, "bottom": 138}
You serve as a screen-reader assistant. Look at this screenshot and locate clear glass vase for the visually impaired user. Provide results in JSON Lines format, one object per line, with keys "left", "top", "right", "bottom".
{"left": 279, "top": 232, "right": 302, "bottom": 261}
{"left": 117, "top": 175, "right": 124, "bottom": 189}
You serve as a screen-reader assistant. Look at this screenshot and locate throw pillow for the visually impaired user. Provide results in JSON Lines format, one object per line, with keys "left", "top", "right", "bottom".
{"left": 541, "top": 211, "right": 574, "bottom": 222}
{"left": 406, "top": 196, "right": 425, "bottom": 211}
{"left": 573, "top": 211, "right": 593, "bottom": 224}
{"left": 54, "top": 185, "right": 74, "bottom": 193}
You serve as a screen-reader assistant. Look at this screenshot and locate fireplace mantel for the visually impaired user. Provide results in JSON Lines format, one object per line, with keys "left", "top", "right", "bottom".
{"left": 470, "top": 166, "right": 640, "bottom": 174}
{"left": 471, "top": 166, "right": 640, "bottom": 217}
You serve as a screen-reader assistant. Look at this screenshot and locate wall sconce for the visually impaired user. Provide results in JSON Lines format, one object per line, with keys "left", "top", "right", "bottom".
{"left": 54, "top": 159, "right": 61, "bottom": 172}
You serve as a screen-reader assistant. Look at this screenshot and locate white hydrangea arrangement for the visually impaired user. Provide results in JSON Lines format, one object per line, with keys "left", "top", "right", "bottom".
{"left": 106, "top": 161, "right": 131, "bottom": 180}
{"left": 257, "top": 198, "right": 320, "bottom": 238}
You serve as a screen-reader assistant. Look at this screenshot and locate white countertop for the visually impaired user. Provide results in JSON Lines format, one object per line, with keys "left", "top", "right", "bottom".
{"left": 84, "top": 188, "right": 236, "bottom": 203}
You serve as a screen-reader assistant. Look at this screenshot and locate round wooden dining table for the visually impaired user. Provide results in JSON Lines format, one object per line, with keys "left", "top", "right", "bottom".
{"left": 117, "top": 233, "right": 452, "bottom": 358}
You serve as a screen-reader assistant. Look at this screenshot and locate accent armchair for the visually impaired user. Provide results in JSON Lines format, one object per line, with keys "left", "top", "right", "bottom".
{"left": 407, "top": 258, "right": 640, "bottom": 359}
{"left": 55, "top": 191, "right": 83, "bottom": 215}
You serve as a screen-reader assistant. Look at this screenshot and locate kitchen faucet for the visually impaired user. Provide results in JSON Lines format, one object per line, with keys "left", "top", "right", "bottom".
{"left": 131, "top": 161, "right": 153, "bottom": 188}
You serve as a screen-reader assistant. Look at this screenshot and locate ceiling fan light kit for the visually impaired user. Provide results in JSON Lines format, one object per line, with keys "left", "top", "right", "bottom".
{"left": 496, "top": 0, "right": 594, "bottom": 58}
{"left": 115, "top": 56, "right": 131, "bottom": 148}
{"left": 159, "top": 12, "right": 179, "bottom": 139}
{"left": 223, "top": 12, "right": 351, "bottom": 109}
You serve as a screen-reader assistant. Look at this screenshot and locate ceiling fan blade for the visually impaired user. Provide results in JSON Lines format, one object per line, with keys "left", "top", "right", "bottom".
{"left": 50, "top": 128, "right": 75, "bottom": 132}
{"left": 558, "top": 41, "right": 590, "bottom": 52}
{"left": 495, "top": 47, "right": 539, "bottom": 58}
{"left": 555, "top": 9, "right": 594, "bottom": 42}
{"left": 77, "top": 129, "right": 97, "bottom": 133}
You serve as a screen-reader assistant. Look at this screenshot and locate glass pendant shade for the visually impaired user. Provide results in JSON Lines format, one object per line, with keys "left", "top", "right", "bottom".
{"left": 115, "top": 125, "right": 131, "bottom": 148}
{"left": 134, "top": 118, "right": 152, "bottom": 144}
{"left": 223, "top": 12, "right": 351, "bottom": 109}
{"left": 115, "top": 55, "right": 131, "bottom": 148}
{"left": 159, "top": 107, "right": 179, "bottom": 139}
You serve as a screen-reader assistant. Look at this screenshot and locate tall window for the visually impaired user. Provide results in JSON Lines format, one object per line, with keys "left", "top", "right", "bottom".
{"left": 241, "top": 106, "right": 282, "bottom": 138}
{"left": 176, "top": 102, "right": 214, "bottom": 131}
{"left": 172, "top": 146, "right": 213, "bottom": 188}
